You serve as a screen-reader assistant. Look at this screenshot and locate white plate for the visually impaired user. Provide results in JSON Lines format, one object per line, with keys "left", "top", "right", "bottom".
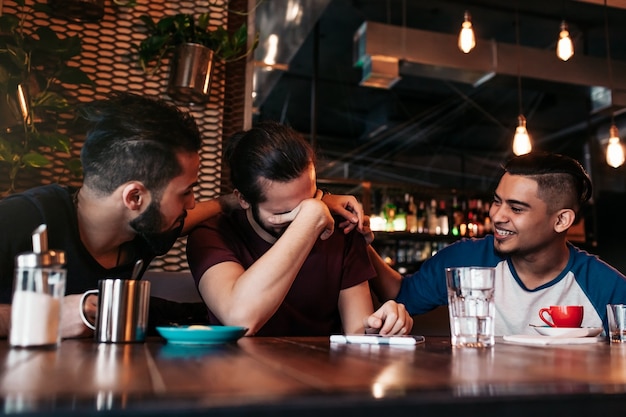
{"left": 531, "top": 326, "right": 602, "bottom": 338}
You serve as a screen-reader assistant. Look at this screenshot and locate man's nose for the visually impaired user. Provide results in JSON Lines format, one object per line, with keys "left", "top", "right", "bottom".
{"left": 489, "top": 205, "right": 503, "bottom": 222}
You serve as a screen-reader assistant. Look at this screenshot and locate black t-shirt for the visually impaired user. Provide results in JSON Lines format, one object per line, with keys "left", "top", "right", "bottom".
{"left": 0, "top": 184, "right": 159, "bottom": 302}
{"left": 0, "top": 185, "right": 207, "bottom": 330}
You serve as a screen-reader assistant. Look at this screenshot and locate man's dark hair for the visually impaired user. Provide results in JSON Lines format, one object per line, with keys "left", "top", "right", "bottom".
{"left": 79, "top": 93, "right": 202, "bottom": 196}
{"left": 504, "top": 151, "right": 592, "bottom": 216}
{"left": 224, "top": 121, "right": 315, "bottom": 205}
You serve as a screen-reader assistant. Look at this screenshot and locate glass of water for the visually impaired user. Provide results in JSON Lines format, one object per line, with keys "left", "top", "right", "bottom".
{"left": 446, "top": 267, "right": 496, "bottom": 348}
{"left": 607, "top": 304, "right": 626, "bottom": 343}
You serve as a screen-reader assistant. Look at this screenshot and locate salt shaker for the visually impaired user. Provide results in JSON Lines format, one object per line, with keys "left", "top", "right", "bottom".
{"left": 10, "top": 225, "right": 66, "bottom": 348}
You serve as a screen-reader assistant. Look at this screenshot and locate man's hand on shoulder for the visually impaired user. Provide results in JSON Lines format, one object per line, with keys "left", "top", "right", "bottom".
{"left": 320, "top": 192, "right": 363, "bottom": 233}
{"left": 319, "top": 192, "right": 375, "bottom": 245}
{"left": 360, "top": 215, "right": 375, "bottom": 245}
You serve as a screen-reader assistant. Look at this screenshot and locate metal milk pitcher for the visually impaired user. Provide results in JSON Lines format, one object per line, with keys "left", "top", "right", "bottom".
{"left": 80, "top": 279, "right": 150, "bottom": 343}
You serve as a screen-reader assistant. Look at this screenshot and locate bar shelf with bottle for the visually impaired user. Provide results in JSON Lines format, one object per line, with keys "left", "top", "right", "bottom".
{"left": 317, "top": 178, "right": 493, "bottom": 274}
{"left": 371, "top": 194, "right": 493, "bottom": 274}
{"left": 373, "top": 232, "right": 459, "bottom": 274}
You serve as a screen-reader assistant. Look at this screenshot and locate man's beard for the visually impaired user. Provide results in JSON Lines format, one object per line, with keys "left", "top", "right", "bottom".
{"left": 251, "top": 204, "right": 283, "bottom": 238}
{"left": 130, "top": 200, "right": 185, "bottom": 255}
{"left": 493, "top": 239, "right": 529, "bottom": 258}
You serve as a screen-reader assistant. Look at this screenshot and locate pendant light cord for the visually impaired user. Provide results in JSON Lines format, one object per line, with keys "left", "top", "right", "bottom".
{"left": 515, "top": 5, "right": 522, "bottom": 116}
{"left": 603, "top": 0, "right": 615, "bottom": 125}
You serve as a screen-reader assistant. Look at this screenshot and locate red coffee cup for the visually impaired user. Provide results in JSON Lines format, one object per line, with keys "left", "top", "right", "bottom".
{"left": 539, "top": 305, "right": 584, "bottom": 328}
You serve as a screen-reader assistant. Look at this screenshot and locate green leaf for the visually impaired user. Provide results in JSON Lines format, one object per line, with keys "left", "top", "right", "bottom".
{"left": 32, "top": 28, "right": 82, "bottom": 61}
{"left": 21, "top": 152, "right": 50, "bottom": 168}
{"left": 32, "top": 91, "right": 70, "bottom": 111}
{"left": 57, "top": 35, "right": 83, "bottom": 60}
{"left": 112, "top": 0, "right": 137, "bottom": 6}
{"left": 56, "top": 66, "right": 94, "bottom": 86}
{"left": 0, "top": 137, "right": 14, "bottom": 162}
{"left": 33, "top": 27, "right": 60, "bottom": 46}
{"left": 35, "top": 131, "right": 71, "bottom": 154}
{"left": 0, "top": 15, "right": 20, "bottom": 34}
{"left": 233, "top": 24, "right": 248, "bottom": 45}
{"left": 139, "top": 15, "right": 158, "bottom": 32}
{"left": 156, "top": 15, "right": 182, "bottom": 34}
{"left": 32, "top": 3, "right": 53, "bottom": 14}
{"left": 0, "top": 66, "right": 12, "bottom": 86}
{"left": 138, "top": 33, "right": 174, "bottom": 71}
{"left": 5, "top": 44, "right": 28, "bottom": 71}
{"left": 196, "top": 13, "right": 211, "bottom": 31}
{"left": 65, "top": 158, "right": 83, "bottom": 177}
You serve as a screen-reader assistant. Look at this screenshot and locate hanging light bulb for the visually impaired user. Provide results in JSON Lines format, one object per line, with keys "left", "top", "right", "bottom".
{"left": 556, "top": 20, "right": 574, "bottom": 61}
{"left": 458, "top": 11, "right": 476, "bottom": 53}
{"left": 606, "top": 124, "right": 625, "bottom": 168}
{"left": 511, "top": 9, "right": 530, "bottom": 156}
{"left": 602, "top": 0, "right": 621, "bottom": 167}
{"left": 513, "top": 115, "right": 532, "bottom": 156}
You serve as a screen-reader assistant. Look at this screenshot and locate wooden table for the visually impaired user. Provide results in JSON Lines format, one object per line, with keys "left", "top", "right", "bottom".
{"left": 2, "top": 336, "right": 626, "bottom": 416}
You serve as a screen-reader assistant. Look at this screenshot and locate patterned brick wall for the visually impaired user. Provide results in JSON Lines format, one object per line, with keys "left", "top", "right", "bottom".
{"left": 1, "top": 0, "right": 249, "bottom": 271}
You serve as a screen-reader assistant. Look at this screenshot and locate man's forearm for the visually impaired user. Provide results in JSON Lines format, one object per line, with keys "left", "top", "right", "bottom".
{"left": 183, "top": 195, "right": 240, "bottom": 235}
{"left": 183, "top": 199, "right": 221, "bottom": 235}
{"left": 366, "top": 246, "right": 403, "bottom": 301}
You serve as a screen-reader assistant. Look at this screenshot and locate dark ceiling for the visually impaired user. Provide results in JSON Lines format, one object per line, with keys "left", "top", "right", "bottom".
{"left": 252, "top": 0, "right": 626, "bottom": 195}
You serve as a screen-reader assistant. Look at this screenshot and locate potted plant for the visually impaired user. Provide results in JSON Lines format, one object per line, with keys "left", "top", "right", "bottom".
{"left": 137, "top": 11, "right": 258, "bottom": 103}
{"left": 0, "top": 0, "right": 94, "bottom": 195}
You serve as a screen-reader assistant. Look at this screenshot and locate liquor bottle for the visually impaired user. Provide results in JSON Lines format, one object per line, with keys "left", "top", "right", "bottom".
{"left": 406, "top": 194, "right": 418, "bottom": 233}
{"left": 427, "top": 199, "right": 438, "bottom": 235}
{"left": 483, "top": 200, "right": 492, "bottom": 234}
{"left": 393, "top": 197, "right": 407, "bottom": 231}
{"left": 383, "top": 197, "right": 397, "bottom": 232}
{"left": 450, "top": 196, "right": 464, "bottom": 236}
{"left": 416, "top": 200, "right": 426, "bottom": 233}
{"left": 436, "top": 199, "right": 449, "bottom": 235}
{"left": 467, "top": 198, "right": 478, "bottom": 237}
{"left": 475, "top": 199, "right": 485, "bottom": 236}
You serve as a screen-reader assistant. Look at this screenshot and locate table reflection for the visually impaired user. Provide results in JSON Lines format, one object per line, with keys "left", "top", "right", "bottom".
{"left": 451, "top": 346, "right": 496, "bottom": 396}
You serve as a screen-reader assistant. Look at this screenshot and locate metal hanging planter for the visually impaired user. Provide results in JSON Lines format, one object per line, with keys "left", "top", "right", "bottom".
{"left": 167, "top": 43, "right": 215, "bottom": 104}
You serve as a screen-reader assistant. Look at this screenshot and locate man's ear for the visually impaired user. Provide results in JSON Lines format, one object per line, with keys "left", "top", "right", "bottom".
{"left": 233, "top": 189, "right": 250, "bottom": 209}
{"left": 554, "top": 208, "right": 575, "bottom": 233}
{"left": 122, "top": 182, "right": 149, "bottom": 211}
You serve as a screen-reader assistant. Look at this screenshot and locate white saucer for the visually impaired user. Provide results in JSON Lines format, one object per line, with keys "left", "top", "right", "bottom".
{"left": 531, "top": 326, "right": 602, "bottom": 338}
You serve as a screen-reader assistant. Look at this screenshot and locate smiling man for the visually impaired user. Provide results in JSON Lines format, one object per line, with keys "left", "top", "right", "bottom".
{"left": 369, "top": 151, "right": 626, "bottom": 335}
{"left": 187, "top": 121, "right": 412, "bottom": 336}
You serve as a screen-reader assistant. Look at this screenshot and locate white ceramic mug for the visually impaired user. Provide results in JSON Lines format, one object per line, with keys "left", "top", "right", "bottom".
{"left": 80, "top": 279, "right": 150, "bottom": 343}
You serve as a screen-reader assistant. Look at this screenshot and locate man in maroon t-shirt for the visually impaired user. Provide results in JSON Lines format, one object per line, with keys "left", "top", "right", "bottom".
{"left": 187, "top": 121, "right": 412, "bottom": 336}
